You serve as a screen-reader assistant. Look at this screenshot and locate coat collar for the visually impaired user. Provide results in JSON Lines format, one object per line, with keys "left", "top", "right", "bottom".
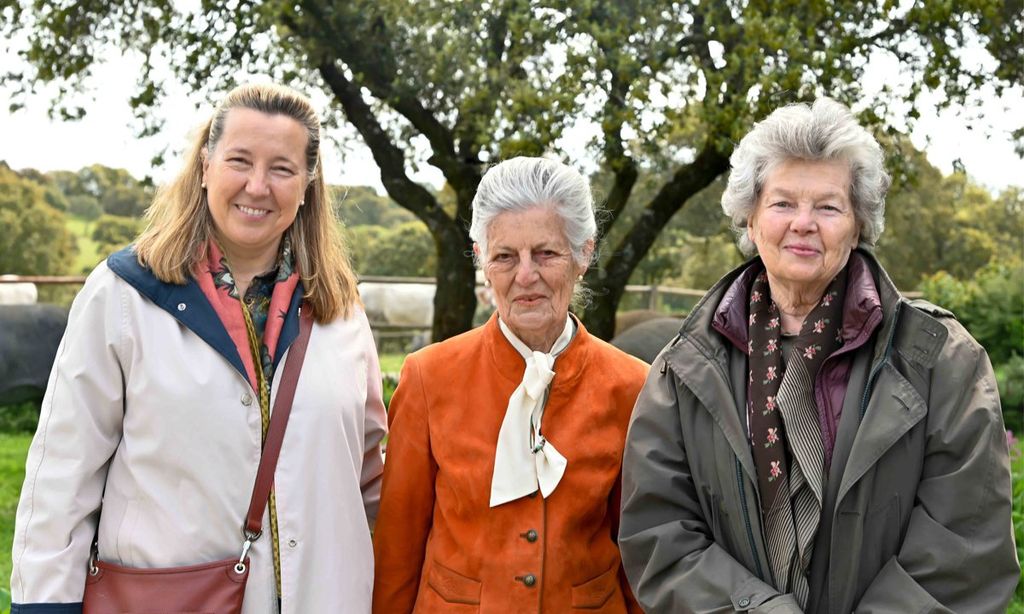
{"left": 710, "top": 250, "right": 883, "bottom": 354}
{"left": 483, "top": 311, "right": 592, "bottom": 389}
{"left": 835, "top": 252, "right": 949, "bottom": 503}
{"left": 106, "top": 246, "right": 304, "bottom": 386}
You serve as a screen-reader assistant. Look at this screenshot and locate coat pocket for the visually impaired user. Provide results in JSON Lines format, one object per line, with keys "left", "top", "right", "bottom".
{"left": 427, "top": 560, "right": 482, "bottom": 605}
{"left": 571, "top": 563, "right": 619, "bottom": 609}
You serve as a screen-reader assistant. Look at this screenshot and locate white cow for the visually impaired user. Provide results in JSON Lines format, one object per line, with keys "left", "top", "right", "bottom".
{"left": 0, "top": 277, "right": 37, "bottom": 305}
{"left": 358, "top": 275, "right": 495, "bottom": 351}
{"left": 358, "top": 282, "right": 435, "bottom": 328}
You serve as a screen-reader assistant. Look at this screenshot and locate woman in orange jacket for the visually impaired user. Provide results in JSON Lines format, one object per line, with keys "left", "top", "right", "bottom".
{"left": 372, "top": 157, "right": 648, "bottom": 613}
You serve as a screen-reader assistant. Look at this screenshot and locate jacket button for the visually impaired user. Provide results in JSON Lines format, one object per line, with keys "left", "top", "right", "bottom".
{"left": 177, "top": 302, "right": 186, "bottom": 311}
{"left": 288, "top": 539, "right": 297, "bottom": 548}
{"left": 738, "top": 597, "right": 750, "bottom": 607}
{"left": 522, "top": 529, "right": 538, "bottom": 542}
{"left": 520, "top": 574, "right": 536, "bottom": 587}
{"left": 241, "top": 393, "right": 253, "bottom": 406}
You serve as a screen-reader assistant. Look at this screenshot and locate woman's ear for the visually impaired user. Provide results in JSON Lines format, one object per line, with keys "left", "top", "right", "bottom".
{"left": 578, "top": 239, "right": 595, "bottom": 277}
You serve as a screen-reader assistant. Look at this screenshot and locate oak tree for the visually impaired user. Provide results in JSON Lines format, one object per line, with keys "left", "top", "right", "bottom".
{"left": 4, "top": 0, "right": 1019, "bottom": 338}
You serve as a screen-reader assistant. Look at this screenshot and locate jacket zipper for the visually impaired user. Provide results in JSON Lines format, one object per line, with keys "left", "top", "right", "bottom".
{"left": 735, "top": 458, "right": 764, "bottom": 579}
{"left": 859, "top": 302, "right": 902, "bottom": 418}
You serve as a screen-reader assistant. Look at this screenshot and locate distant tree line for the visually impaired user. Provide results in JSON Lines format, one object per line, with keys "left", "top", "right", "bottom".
{"left": 2, "top": 155, "right": 1020, "bottom": 293}
{"left": 208, "top": 150, "right": 1024, "bottom": 302}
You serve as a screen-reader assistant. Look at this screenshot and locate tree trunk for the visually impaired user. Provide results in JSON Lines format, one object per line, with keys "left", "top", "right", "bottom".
{"left": 431, "top": 227, "right": 478, "bottom": 341}
{"left": 579, "top": 276, "right": 624, "bottom": 340}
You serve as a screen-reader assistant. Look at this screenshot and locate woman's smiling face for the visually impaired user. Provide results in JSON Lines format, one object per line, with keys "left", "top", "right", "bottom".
{"left": 748, "top": 158, "right": 860, "bottom": 295}
{"left": 202, "top": 108, "right": 308, "bottom": 268}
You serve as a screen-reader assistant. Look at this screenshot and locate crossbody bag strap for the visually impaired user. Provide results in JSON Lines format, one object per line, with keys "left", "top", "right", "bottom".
{"left": 243, "top": 306, "right": 314, "bottom": 537}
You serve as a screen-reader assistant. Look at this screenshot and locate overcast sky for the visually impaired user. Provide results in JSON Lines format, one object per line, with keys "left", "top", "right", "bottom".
{"left": 1, "top": 46, "right": 1021, "bottom": 195}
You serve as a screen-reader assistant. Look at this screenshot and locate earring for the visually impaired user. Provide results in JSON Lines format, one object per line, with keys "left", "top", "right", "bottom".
{"left": 201, "top": 182, "right": 206, "bottom": 189}
{"left": 577, "top": 274, "right": 583, "bottom": 281}
{"left": 484, "top": 279, "right": 491, "bottom": 288}
{"left": 299, "top": 200, "right": 305, "bottom": 207}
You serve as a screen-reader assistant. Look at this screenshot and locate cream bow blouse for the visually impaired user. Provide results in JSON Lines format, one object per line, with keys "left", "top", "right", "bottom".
{"left": 489, "top": 316, "right": 575, "bottom": 507}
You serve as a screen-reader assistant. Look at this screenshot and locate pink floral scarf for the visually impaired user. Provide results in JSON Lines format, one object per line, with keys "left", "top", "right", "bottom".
{"left": 194, "top": 240, "right": 300, "bottom": 391}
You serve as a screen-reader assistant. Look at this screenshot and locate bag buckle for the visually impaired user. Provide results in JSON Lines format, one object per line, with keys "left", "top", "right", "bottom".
{"left": 236, "top": 529, "right": 261, "bottom": 574}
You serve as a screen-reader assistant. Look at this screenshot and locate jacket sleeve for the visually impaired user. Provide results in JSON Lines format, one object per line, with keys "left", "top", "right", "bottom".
{"left": 619, "top": 360, "right": 802, "bottom": 614}
{"left": 359, "top": 315, "right": 388, "bottom": 530}
{"left": 372, "top": 354, "right": 437, "bottom": 614}
{"left": 854, "top": 327, "right": 1019, "bottom": 613}
{"left": 11, "top": 267, "right": 126, "bottom": 609}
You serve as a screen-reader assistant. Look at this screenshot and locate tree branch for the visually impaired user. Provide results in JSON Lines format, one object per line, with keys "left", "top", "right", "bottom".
{"left": 597, "top": 73, "right": 639, "bottom": 237}
{"left": 298, "top": 1, "right": 477, "bottom": 189}
{"left": 603, "top": 143, "right": 730, "bottom": 288}
{"left": 317, "top": 60, "right": 451, "bottom": 233}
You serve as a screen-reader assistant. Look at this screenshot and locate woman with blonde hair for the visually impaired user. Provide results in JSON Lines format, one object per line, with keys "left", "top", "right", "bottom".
{"left": 11, "top": 82, "right": 386, "bottom": 613}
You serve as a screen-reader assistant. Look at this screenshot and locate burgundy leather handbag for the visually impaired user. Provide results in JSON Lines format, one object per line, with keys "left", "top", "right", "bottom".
{"left": 82, "top": 309, "right": 313, "bottom": 614}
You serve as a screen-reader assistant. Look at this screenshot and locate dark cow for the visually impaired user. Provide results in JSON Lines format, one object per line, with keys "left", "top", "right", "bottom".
{"left": 610, "top": 316, "right": 683, "bottom": 365}
{"left": 0, "top": 304, "right": 69, "bottom": 405}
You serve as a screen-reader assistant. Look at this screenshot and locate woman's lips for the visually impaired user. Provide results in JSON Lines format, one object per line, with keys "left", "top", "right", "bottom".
{"left": 784, "top": 244, "right": 819, "bottom": 256}
{"left": 514, "top": 295, "right": 546, "bottom": 305}
{"left": 236, "top": 204, "right": 270, "bottom": 218}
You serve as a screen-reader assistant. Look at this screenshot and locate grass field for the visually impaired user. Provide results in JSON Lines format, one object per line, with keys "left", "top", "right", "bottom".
{"left": 378, "top": 353, "right": 405, "bottom": 375}
{"left": 0, "top": 434, "right": 32, "bottom": 613}
{"left": 65, "top": 216, "right": 103, "bottom": 275}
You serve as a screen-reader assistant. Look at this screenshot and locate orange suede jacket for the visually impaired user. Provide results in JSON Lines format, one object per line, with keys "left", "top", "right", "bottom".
{"left": 373, "top": 314, "right": 648, "bottom": 613}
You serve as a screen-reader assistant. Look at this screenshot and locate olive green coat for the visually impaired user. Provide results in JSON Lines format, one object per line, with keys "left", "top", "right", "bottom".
{"left": 619, "top": 254, "right": 1018, "bottom": 613}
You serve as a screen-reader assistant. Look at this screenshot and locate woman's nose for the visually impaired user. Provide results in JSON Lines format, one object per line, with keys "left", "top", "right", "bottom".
{"left": 514, "top": 256, "right": 539, "bottom": 284}
{"left": 791, "top": 205, "right": 817, "bottom": 232}
{"left": 246, "top": 169, "right": 271, "bottom": 197}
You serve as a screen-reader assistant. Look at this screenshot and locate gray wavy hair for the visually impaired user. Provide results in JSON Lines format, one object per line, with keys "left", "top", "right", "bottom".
{"left": 721, "top": 97, "right": 891, "bottom": 256}
{"left": 470, "top": 157, "right": 597, "bottom": 267}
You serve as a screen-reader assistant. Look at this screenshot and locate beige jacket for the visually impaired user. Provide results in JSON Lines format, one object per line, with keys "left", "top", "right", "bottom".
{"left": 12, "top": 253, "right": 386, "bottom": 613}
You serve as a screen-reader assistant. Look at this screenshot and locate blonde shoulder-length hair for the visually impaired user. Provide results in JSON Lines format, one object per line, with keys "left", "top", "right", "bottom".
{"left": 133, "top": 83, "right": 359, "bottom": 323}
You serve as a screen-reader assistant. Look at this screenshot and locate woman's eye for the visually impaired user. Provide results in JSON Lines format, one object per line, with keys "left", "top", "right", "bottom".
{"left": 273, "top": 166, "right": 296, "bottom": 175}
{"left": 770, "top": 201, "right": 791, "bottom": 208}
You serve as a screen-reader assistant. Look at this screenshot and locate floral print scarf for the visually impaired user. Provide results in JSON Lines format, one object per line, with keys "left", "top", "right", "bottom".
{"left": 195, "top": 239, "right": 300, "bottom": 394}
{"left": 747, "top": 265, "right": 847, "bottom": 511}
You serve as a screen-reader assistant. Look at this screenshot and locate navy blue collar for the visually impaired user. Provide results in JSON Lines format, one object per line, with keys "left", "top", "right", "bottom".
{"left": 106, "top": 246, "right": 303, "bottom": 385}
